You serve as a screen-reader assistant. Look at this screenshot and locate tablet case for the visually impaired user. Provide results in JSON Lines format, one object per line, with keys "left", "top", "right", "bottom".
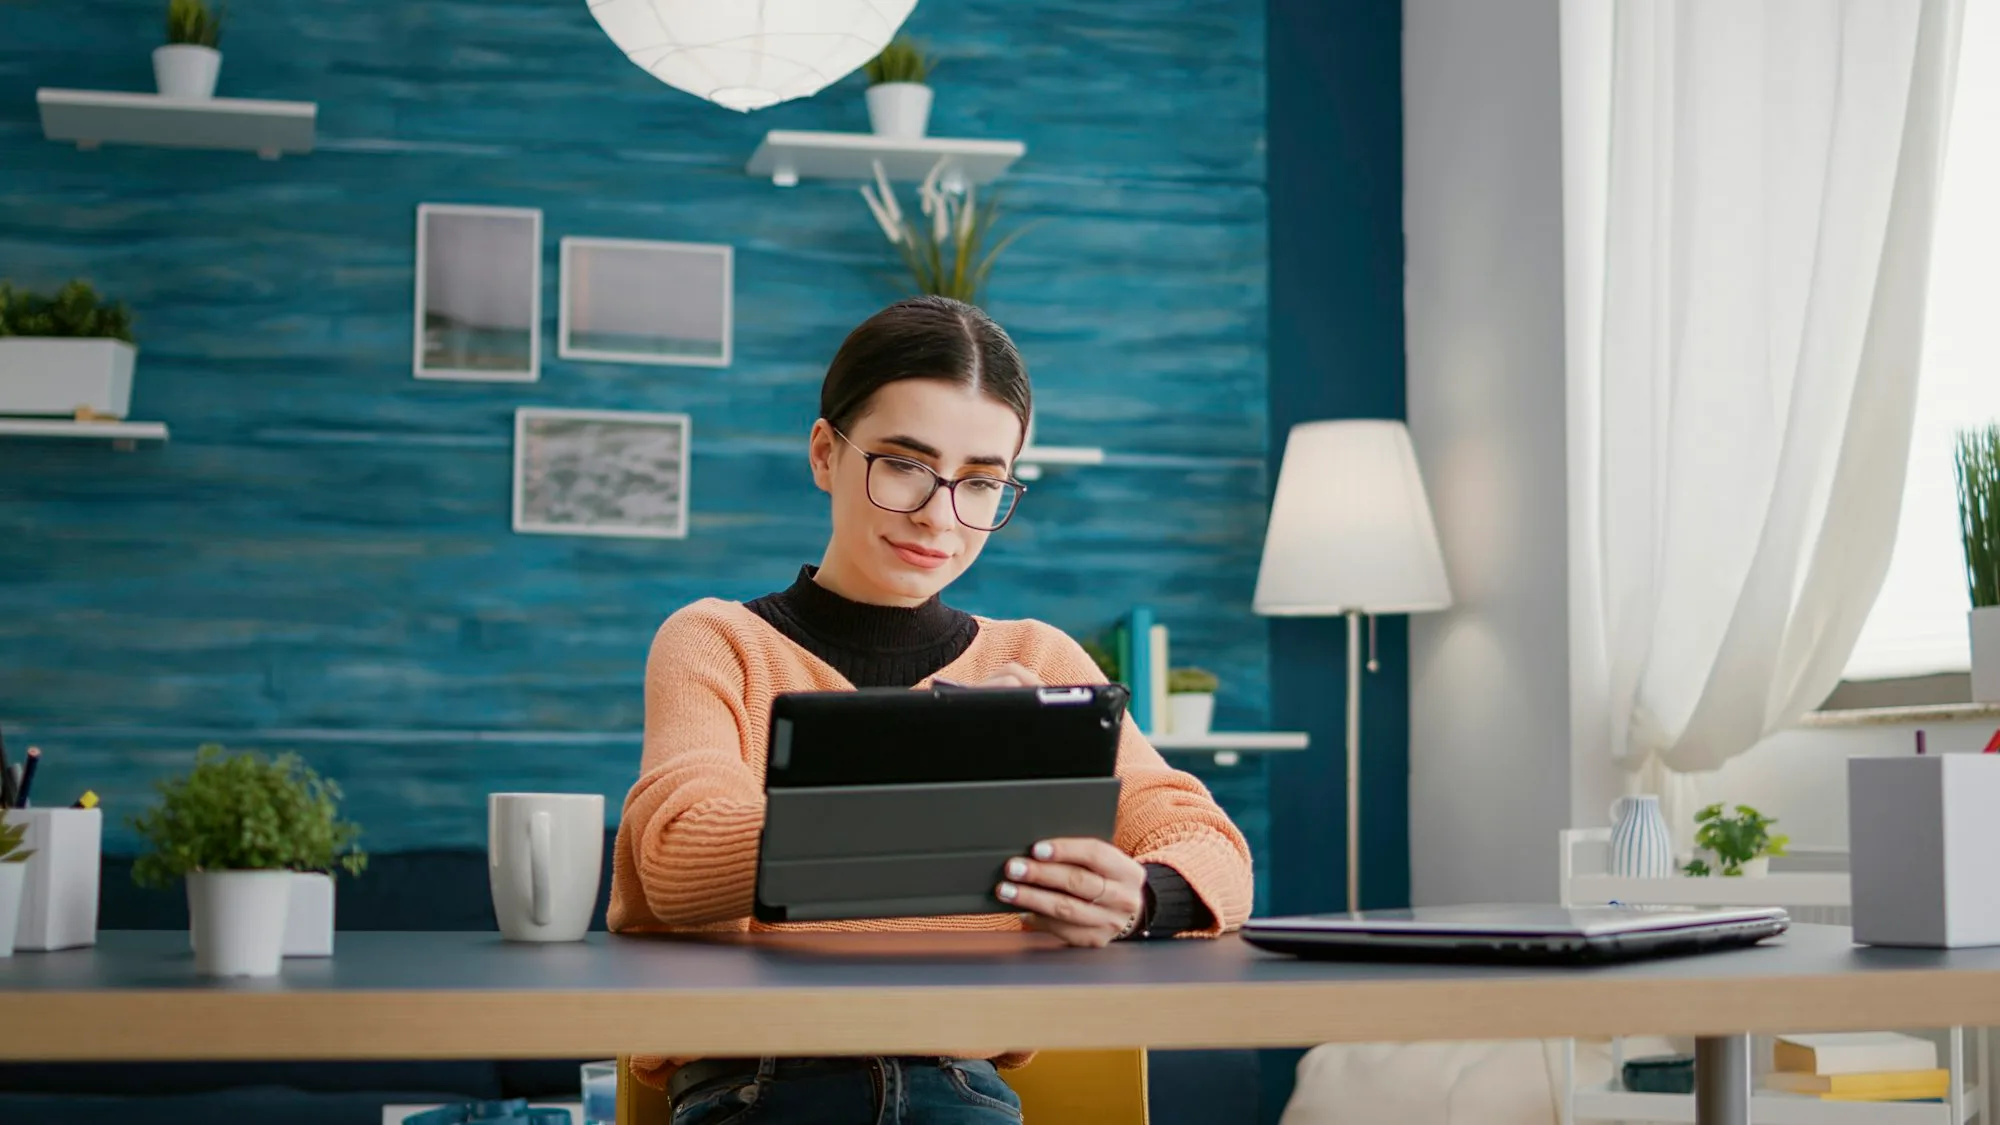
{"left": 754, "top": 684, "right": 1127, "bottom": 923}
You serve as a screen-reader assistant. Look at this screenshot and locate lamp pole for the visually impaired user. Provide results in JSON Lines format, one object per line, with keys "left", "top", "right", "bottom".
{"left": 1345, "top": 609, "right": 1363, "bottom": 914}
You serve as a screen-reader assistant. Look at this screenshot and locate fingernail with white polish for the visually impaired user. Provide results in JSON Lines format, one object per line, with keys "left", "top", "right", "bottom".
{"left": 1032, "top": 842, "right": 1053, "bottom": 860}
{"left": 998, "top": 882, "right": 1018, "bottom": 901}
{"left": 1007, "top": 859, "right": 1027, "bottom": 879}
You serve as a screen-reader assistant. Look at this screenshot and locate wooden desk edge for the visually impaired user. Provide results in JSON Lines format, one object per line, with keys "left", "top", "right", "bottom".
{"left": 6, "top": 970, "right": 2000, "bottom": 1060}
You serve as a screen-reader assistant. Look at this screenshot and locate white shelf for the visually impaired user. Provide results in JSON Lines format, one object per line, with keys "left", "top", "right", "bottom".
{"left": 0, "top": 418, "right": 168, "bottom": 448}
{"left": 1572, "top": 1081, "right": 1978, "bottom": 1125}
{"left": 38, "top": 88, "right": 316, "bottom": 159}
{"left": 1014, "top": 445, "right": 1104, "bottom": 481}
{"left": 1152, "top": 731, "right": 1309, "bottom": 766}
{"left": 1567, "top": 873, "right": 1853, "bottom": 908}
{"left": 747, "top": 129, "right": 1025, "bottom": 188}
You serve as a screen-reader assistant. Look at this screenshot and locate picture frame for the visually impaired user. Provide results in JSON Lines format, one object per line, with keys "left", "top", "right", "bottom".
{"left": 413, "top": 204, "right": 543, "bottom": 382}
{"left": 512, "top": 407, "right": 691, "bottom": 540}
{"left": 558, "top": 237, "right": 733, "bottom": 367}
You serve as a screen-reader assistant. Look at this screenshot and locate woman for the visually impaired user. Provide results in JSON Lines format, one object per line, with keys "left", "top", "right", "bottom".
{"left": 608, "top": 296, "right": 1254, "bottom": 1123}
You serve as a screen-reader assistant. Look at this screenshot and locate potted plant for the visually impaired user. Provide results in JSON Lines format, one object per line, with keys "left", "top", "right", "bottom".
{"left": 859, "top": 159, "right": 1033, "bottom": 306}
{"left": 0, "top": 281, "right": 138, "bottom": 419}
{"left": 156, "top": 0, "right": 224, "bottom": 99}
{"left": 1167, "top": 667, "right": 1220, "bottom": 738}
{"left": 130, "top": 746, "right": 365, "bottom": 976}
{"left": 863, "top": 35, "right": 933, "bottom": 139}
{"left": 1959, "top": 425, "right": 2000, "bottom": 702}
{"left": 1681, "top": 803, "right": 1788, "bottom": 878}
{"left": 0, "top": 819, "right": 35, "bottom": 959}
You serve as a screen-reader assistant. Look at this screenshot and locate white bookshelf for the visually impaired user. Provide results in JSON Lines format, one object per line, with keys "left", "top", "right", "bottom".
{"left": 747, "top": 130, "right": 1024, "bottom": 188}
{"left": 1571, "top": 1081, "right": 1981, "bottom": 1125}
{"left": 1015, "top": 444, "right": 1105, "bottom": 481}
{"left": 38, "top": 88, "right": 316, "bottom": 159}
{"left": 1152, "top": 731, "right": 1308, "bottom": 766}
{"left": 0, "top": 418, "right": 168, "bottom": 450}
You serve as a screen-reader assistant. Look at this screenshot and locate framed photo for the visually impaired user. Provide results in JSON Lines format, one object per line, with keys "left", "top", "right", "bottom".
{"left": 558, "top": 237, "right": 732, "bottom": 367}
{"left": 512, "top": 407, "right": 691, "bottom": 540}
{"left": 413, "top": 204, "right": 543, "bottom": 382}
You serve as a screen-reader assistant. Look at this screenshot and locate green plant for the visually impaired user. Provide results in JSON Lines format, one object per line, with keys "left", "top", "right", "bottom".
{"left": 0, "top": 819, "right": 34, "bottom": 864}
{"left": 166, "top": 0, "right": 223, "bottom": 48}
{"left": 859, "top": 159, "right": 1034, "bottom": 306}
{"left": 1681, "top": 803, "right": 1788, "bottom": 877}
{"left": 129, "top": 745, "right": 366, "bottom": 889}
{"left": 1958, "top": 424, "right": 2000, "bottom": 610}
{"left": 1080, "top": 637, "right": 1121, "bottom": 683}
{"left": 863, "top": 36, "right": 931, "bottom": 85}
{"left": 1167, "top": 666, "right": 1219, "bottom": 695}
{"left": 0, "top": 280, "right": 135, "bottom": 343}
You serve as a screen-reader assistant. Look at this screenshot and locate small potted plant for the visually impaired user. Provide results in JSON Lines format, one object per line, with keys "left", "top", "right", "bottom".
{"left": 0, "top": 281, "right": 137, "bottom": 420}
{"left": 156, "top": 0, "right": 224, "bottom": 100}
{"left": 1167, "top": 667, "right": 1220, "bottom": 738}
{"left": 1959, "top": 425, "right": 2000, "bottom": 702}
{"left": 1681, "top": 803, "right": 1788, "bottom": 878}
{"left": 0, "top": 819, "right": 35, "bottom": 959}
{"left": 863, "top": 34, "right": 933, "bottom": 139}
{"left": 859, "top": 159, "right": 1033, "bottom": 306}
{"left": 130, "top": 746, "right": 365, "bottom": 976}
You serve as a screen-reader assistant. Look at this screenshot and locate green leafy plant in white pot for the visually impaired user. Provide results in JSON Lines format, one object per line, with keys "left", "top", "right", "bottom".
{"left": 0, "top": 819, "right": 36, "bottom": 958}
{"left": 1681, "top": 803, "right": 1788, "bottom": 878}
{"left": 1960, "top": 424, "right": 2000, "bottom": 702}
{"left": 1167, "top": 667, "right": 1220, "bottom": 738}
{"left": 156, "top": 0, "right": 224, "bottom": 99}
{"left": 0, "top": 281, "right": 137, "bottom": 420}
{"left": 130, "top": 746, "right": 365, "bottom": 977}
{"left": 863, "top": 35, "right": 933, "bottom": 139}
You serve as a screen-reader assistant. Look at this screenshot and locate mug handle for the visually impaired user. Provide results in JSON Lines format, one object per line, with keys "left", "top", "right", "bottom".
{"left": 528, "top": 810, "right": 553, "bottom": 927}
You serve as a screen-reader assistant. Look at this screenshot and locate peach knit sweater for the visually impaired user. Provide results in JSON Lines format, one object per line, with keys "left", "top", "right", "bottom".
{"left": 608, "top": 598, "right": 1256, "bottom": 1085}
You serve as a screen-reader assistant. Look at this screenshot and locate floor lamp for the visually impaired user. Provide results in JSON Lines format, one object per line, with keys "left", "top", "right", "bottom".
{"left": 1254, "top": 419, "right": 1452, "bottom": 913}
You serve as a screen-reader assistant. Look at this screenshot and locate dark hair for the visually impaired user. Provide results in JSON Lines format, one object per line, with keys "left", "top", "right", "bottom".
{"left": 820, "top": 296, "right": 1032, "bottom": 445}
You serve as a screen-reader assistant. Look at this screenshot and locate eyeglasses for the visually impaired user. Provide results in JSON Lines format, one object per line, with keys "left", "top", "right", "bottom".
{"left": 831, "top": 427, "right": 1026, "bottom": 531}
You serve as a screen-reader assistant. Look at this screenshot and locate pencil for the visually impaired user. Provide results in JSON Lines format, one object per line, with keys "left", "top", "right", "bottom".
{"left": 15, "top": 747, "right": 39, "bottom": 808}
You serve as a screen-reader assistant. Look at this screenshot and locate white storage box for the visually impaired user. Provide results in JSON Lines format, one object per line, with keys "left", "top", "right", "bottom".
{"left": 0, "top": 338, "right": 136, "bottom": 418}
{"left": 1849, "top": 753, "right": 2000, "bottom": 947}
{"left": 3, "top": 807, "right": 102, "bottom": 951}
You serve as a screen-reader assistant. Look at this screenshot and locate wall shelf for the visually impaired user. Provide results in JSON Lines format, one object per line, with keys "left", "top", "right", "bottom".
{"left": 1153, "top": 730, "right": 1309, "bottom": 766}
{"left": 37, "top": 88, "right": 316, "bottom": 159}
{"left": 1014, "top": 445, "right": 1104, "bottom": 482}
{"left": 746, "top": 130, "right": 1025, "bottom": 188}
{"left": 1570, "top": 1081, "right": 1978, "bottom": 1125}
{"left": 0, "top": 419, "right": 169, "bottom": 450}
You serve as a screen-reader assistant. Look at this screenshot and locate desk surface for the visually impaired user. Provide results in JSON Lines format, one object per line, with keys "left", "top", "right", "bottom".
{"left": 5, "top": 925, "right": 2000, "bottom": 1060}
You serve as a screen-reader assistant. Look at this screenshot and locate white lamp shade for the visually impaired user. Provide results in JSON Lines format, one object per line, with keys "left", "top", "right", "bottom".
{"left": 587, "top": 0, "right": 918, "bottom": 112}
{"left": 1253, "top": 419, "right": 1453, "bottom": 616}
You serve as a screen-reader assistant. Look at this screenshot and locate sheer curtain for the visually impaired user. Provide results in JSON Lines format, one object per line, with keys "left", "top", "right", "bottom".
{"left": 1562, "top": 0, "right": 1965, "bottom": 817}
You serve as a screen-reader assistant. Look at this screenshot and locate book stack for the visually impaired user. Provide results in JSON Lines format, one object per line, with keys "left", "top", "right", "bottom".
{"left": 1108, "top": 606, "right": 1169, "bottom": 736}
{"left": 1765, "top": 1032, "right": 1948, "bottom": 1102}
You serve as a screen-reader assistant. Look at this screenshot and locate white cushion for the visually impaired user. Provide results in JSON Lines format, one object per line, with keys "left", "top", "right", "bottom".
{"left": 1279, "top": 1038, "right": 1678, "bottom": 1125}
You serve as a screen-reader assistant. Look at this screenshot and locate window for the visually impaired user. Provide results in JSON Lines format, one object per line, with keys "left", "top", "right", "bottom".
{"left": 1844, "top": 6, "right": 2000, "bottom": 683}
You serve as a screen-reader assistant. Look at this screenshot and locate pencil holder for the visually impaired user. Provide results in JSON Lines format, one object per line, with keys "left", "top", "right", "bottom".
{"left": 2, "top": 807, "right": 101, "bottom": 951}
{"left": 1849, "top": 754, "right": 2000, "bottom": 947}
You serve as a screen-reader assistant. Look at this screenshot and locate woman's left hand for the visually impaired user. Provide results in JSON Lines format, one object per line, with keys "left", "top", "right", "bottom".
{"left": 998, "top": 837, "right": 1147, "bottom": 948}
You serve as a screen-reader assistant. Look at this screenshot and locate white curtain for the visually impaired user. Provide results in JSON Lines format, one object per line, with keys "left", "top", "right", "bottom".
{"left": 1561, "top": 0, "right": 1965, "bottom": 808}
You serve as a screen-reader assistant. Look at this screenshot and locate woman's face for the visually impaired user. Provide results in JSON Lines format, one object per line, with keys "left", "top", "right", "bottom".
{"left": 810, "top": 378, "right": 1025, "bottom": 607}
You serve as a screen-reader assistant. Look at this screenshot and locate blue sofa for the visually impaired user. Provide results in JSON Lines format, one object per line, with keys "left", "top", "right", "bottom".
{"left": 0, "top": 835, "right": 1262, "bottom": 1124}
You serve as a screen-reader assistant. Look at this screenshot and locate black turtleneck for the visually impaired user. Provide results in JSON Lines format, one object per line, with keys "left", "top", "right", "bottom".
{"left": 745, "top": 564, "right": 1210, "bottom": 939}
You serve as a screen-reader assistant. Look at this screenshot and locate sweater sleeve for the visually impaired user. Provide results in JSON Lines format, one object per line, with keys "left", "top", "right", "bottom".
{"left": 613, "top": 608, "right": 768, "bottom": 931}
{"left": 1032, "top": 626, "right": 1256, "bottom": 935}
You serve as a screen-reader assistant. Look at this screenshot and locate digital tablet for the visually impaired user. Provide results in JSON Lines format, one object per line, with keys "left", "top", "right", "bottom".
{"left": 753, "top": 683, "right": 1127, "bottom": 924}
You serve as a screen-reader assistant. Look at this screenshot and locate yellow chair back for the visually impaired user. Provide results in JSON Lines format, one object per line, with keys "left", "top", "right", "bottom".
{"left": 615, "top": 1050, "right": 1148, "bottom": 1124}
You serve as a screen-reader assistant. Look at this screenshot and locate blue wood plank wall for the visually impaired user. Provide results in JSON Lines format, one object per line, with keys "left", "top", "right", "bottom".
{"left": 0, "top": 0, "right": 1273, "bottom": 900}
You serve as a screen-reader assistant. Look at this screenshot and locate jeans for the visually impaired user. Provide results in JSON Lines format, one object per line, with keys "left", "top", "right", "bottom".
{"left": 670, "top": 1057, "right": 1023, "bottom": 1125}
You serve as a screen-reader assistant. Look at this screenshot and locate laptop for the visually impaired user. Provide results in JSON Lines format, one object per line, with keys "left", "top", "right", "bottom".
{"left": 1242, "top": 904, "right": 1790, "bottom": 964}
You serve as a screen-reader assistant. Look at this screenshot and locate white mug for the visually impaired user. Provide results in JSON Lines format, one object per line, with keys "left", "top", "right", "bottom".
{"left": 487, "top": 793, "right": 605, "bottom": 942}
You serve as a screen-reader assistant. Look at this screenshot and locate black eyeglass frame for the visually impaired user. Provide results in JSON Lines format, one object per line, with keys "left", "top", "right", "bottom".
{"left": 830, "top": 426, "right": 1028, "bottom": 532}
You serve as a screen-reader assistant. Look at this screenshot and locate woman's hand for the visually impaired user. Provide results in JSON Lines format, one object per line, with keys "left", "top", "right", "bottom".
{"left": 975, "top": 662, "right": 1039, "bottom": 688}
{"left": 998, "top": 837, "right": 1148, "bottom": 948}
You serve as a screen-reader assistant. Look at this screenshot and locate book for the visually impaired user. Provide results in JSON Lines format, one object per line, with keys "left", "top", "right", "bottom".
{"left": 1773, "top": 1032, "right": 1937, "bottom": 1076}
{"left": 1125, "top": 606, "right": 1155, "bottom": 732}
{"left": 1147, "top": 624, "right": 1169, "bottom": 735}
{"left": 1764, "top": 1069, "right": 1950, "bottom": 1100}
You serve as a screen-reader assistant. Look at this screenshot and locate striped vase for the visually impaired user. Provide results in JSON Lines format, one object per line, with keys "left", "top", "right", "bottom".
{"left": 1609, "top": 795, "right": 1675, "bottom": 878}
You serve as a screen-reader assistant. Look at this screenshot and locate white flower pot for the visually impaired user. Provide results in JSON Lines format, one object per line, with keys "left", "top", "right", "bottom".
{"left": 866, "top": 82, "right": 933, "bottom": 139}
{"left": 1168, "top": 693, "right": 1215, "bottom": 738}
{"left": 0, "top": 862, "right": 26, "bottom": 958}
{"left": 1739, "top": 856, "right": 1770, "bottom": 878}
{"left": 282, "top": 872, "right": 335, "bottom": 957}
{"left": 1972, "top": 607, "right": 2000, "bottom": 704}
{"left": 0, "top": 338, "right": 135, "bottom": 418}
{"left": 153, "top": 44, "right": 221, "bottom": 99}
{"left": 187, "top": 871, "right": 291, "bottom": 977}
